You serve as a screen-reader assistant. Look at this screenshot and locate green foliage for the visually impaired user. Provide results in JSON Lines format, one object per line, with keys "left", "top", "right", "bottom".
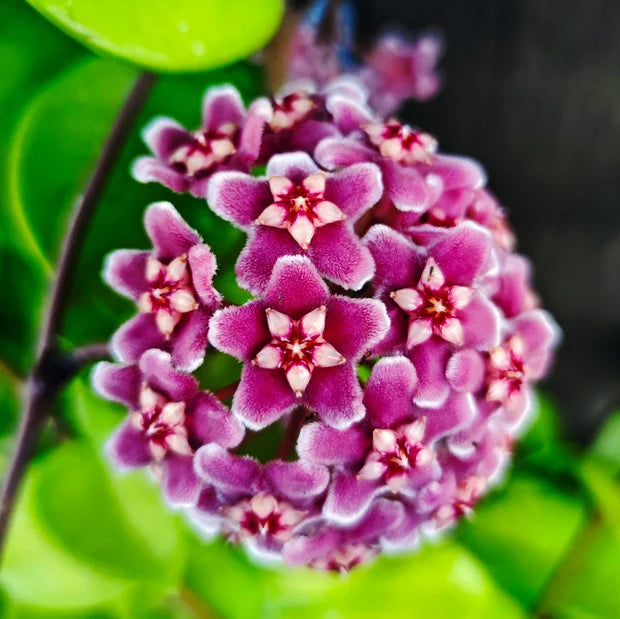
{"left": 25, "top": 0, "right": 284, "bottom": 72}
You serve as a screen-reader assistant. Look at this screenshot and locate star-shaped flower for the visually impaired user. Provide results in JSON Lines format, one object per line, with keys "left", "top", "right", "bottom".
{"left": 132, "top": 85, "right": 271, "bottom": 198}
{"left": 208, "top": 256, "right": 389, "bottom": 430}
{"left": 93, "top": 349, "right": 244, "bottom": 507}
{"left": 208, "top": 152, "right": 382, "bottom": 293}
{"left": 104, "top": 202, "right": 221, "bottom": 372}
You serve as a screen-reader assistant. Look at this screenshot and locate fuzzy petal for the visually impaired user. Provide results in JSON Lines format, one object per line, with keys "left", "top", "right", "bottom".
{"left": 162, "top": 454, "right": 201, "bottom": 508}
{"left": 144, "top": 202, "right": 200, "bottom": 261}
{"left": 363, "top": 225, "right": 426, "bottom": 292}
{"left": 422, "top": 393, "right": 477, "bottom": 442}
{"left": 308, "top": 223, "right": 375, "bottom": 290}
{"left": 429, "top": 222, "right": 492, "bottom": 285}
{"left": 188, "top": 244, "right": 221, "bottom": 308}
{"left": 138, "top": 349, "right": 197, "bottom": 402}
{"left": 103, "top": 250, "right": 149, "bottom": 300}
{"left": 106, "top": 421, "right": 150, "bottom": 468}
{"left": 459, "top": 294, "right": 502, "bottom": 349}
{"left": 208, "top": 301, "right": 269, "bottom": 361}
{"left": 194, "top": 443, "right": 260, "bottom": 494}
{"left": 171, "top": 309, "right": 210, "bottom": 373}
{"left": 189, "top": 391, "right": 245, "bottom": 448}
{"left": 207, "top": 172, "right": 272, "bottom": 228}
{"left": 419, "top": 154, "right": 486, "bottom": 191}
{"left": 141, "top": 116, "right": 189, "bottom": 160}
{"left": 324, "top": 297, "right": 390, "bottom": 359}
{"left": 111, "top": 314, "right": 166, "bottom": 365}
{"left": 323, "top": 471, "right": 379, "bottom": 524}
{"left": 265, "top": 151, "right": 319, "bottom": 182}
{"left": 326, "top": 95, "right": 374, "bottom": 134}
{"left": 233, "top": 364, "right": 298, "bottom": 430}
{"left": 381, "top": 159, "right": 432, "bottom": 212}
{"left": 92, "top": 362, "right": 140, "bottom": 409}
{"left": 263, "top": 460, "right": 330, "bottom": 501}
{"left": 202, "top": 85, "right": 245, "bottom": 128}
{"left": 263, "top": 255, "right": 330, "bottom": 316}
{"left": 237, "top": 97, "right": 272, "bottom": 163}
{"left": 364, "top": 356, "right": 418, "bottom": 428}
{"left": 132, "top": 157, "right": 189, "bottom": 193}
{"left": 297, "top": 422, "right": 369, "bottom": 465}
{"left": 446, "top": 349, "right": 485, "bottom": 393}
{"left": 324, "top": 163, "right": 383, "bottom": 220}
{"left": 303, "top": 365, "right": 365, "bottom": 430}
{"left": 409, "top": 338, "right": 451, "bottom": 408}
{"left": 314, "top": 137, "right": 376, "bottom": 169}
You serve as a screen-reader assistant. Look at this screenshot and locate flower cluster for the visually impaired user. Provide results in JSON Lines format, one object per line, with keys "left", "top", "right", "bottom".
{"left": 94, "top": 58, "right": 558, "bottom": 572}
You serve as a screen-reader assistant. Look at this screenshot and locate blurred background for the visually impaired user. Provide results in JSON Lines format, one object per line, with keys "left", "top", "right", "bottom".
{"left": 0, "top": 0, "right": 618, "bottom": 617}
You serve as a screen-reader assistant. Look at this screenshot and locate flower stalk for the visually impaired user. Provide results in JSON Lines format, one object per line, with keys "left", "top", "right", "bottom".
{"left": 0, "top": 71, "right": 156, "bottom": 560}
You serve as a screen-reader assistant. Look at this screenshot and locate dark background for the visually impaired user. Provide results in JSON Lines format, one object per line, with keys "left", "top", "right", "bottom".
{"left": 343, "top": 0, "right": 620, "bottom": 442}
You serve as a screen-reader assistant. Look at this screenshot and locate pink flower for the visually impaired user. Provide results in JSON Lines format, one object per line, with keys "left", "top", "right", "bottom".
{"left": 208, "top": 151, "right": 382, "bottom": 293}
{"left": 93, "top": 349, "right": 244, "bottom": 507}
{"left": 132, "top": 85, "right": 271, "bottom": 198}
{"left": 104, "top": 202, "right": 221, "bottom": 372}
{"left": 208, "top": 256, "right": 389, "bottom": 429}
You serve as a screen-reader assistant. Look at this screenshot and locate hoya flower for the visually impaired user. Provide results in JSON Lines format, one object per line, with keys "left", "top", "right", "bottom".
{"left": 298, "top": 357, "right": 476, "bottom": 524}
{"left": 193, "top": 444, "right": 328, "bottom": 559}
{"left": 315, "top": 120, "right": 484, "bottom": 218}
{"left": 208, "top": 255, "right": 389, "bottom": 430}
{"left": 132, "top": 85, "right": 271, "bottom": 198}
{"left": 364, "top": 223, "right": 500, "bottom": 354}
{"left": 93, "top": 349, "right": 244, "bottom": 507}
{"left": 361, "top": 33, "right": 443, "bottom": 114}
{"left": 104, "top": 202, "right": 221, "bottom": 372}
{"left": 207, "top": 151, "right": 382, "bottom": 293}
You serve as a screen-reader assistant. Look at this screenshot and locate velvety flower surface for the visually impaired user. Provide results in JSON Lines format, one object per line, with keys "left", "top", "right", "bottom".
{"left": 94, "top": 38, "right": 560, "bottom": 572}
{"left": 132, "top": 85, "right": 271, "bottom": 198}
{"left": 208, "top": 151, "right": 382, "bottom": 293}
{"left": 208, "top": 255, "right": 389, "bottom": 430}
{"left": 104, "top": 202, "right": 221, "bottom": 372}
{"left": 93, "top": 349, "right": 244, "bottom": 507}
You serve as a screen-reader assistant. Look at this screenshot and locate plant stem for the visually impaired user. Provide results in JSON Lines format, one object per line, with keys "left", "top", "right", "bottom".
{"left": 0, "top": 71, "right": 155, "bottom": 562}
{"left": 277, "top": 406, "right": 307, "bottom": 460}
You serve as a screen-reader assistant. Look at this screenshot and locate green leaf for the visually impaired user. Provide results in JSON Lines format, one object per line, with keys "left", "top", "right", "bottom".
{"left": 458, "top": 473, "right": 587, "bottom": 608}
{"left": 590, "top": 411, "right": 620, "bottom": 473}
{"left": 184, "top": 535, "right": 527, "bottom": 619}
{"left": 25, "top": 0, "right": 284, "bottom": 72}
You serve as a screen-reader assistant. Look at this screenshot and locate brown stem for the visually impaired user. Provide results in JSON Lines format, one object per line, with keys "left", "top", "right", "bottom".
{"left": 277, "top": 406, "right": 307, "bottom": 460}
{"left": 0, "top": 72, "right": 155, "bottom": 562}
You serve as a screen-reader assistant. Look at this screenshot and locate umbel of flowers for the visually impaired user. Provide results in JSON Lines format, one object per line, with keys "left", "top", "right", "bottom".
{"left": 93, "top": 45, "right": 559, "bottom": 572}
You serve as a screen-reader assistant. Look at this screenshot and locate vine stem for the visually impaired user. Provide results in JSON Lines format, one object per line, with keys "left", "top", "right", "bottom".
{"left": 0, "top": 71, "right": 156, "bottom": 561}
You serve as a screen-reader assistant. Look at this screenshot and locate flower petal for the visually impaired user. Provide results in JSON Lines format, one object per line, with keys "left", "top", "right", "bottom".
{"left": 297, "top": 422, "right": 369, "bottom": 465}
{"left": 233, "top": 364, "right": 298, "bottom": 430}
{"left": 144, "top": 202, "right": 200, "bottom": 261}
{"left": 188, "top": 244, "right": 221, "bottom": 308}
{"left": 324, "top": 163, "right": 383, "bottom": 220}
{"left": 103, "top": 250, "right": 149, "bottom": 300}
{"left": 189, "top": 392, "right": 244, "bottom": 448}
{"left": 422, "top": 393, "right": 477, "bottom": 442}
{"left": 265, "top": 151, "right": 319, "bottom": 182}
{"left": 106, "top": 421, "right": 150, "bottom": 468}
{"left": 162, "top": 454, "right": 201, "bottom": 508}
{"left": 263, "top": 256, "right": 330, "bottom": 317}
{"left": 381, "top": 159, "right": 432, "bottom": 212}
{"left": 409, "top": 338, "right": 451, "bottom": 408}
{"left": 138, "top": 349, "right": 197, "bottom": 402}
{"left": 263, "top": 460, "right": 330, "bottom": 501}
{"left": 92, "top": 362, "right": 140, "bottom": 409}
{"left": 459, "top": 294, "right": 502, "bottom": 349}
{"left": 141, "top": 116, "right": 189, "bottom": 160}
{"left": 303, "top": 365, "right": 365, "bottom": 430}
{"left": 314, "top": 137, "right": 376, "bottom": 169}
{"left": 208, "top": 301, "right": 269, "bottom": 361}
{"left": 171, "top": 308, "right": 210, "bottom": 373}
{"left": 194, "top": 443, "right": 260, "bottom": 494}
{"left": 364, "top": 356, "right": 418, "bottom": 428}
{"left": 207, "top": 172, "right": 272, "bottom": 228}
{"left": 323, "top": 471, "right": 379, "bottom": 524}
{"left": 132, "top": 157, "right": 189, "bottom": 193}
{"left": 202, "top": 85, "right": 245, "bottom": 128}
{"left": 446, "top": 349, "right": 485, "bottom": 393}
{"left": 111, "top": 313, "right": 166, "bottom": 365}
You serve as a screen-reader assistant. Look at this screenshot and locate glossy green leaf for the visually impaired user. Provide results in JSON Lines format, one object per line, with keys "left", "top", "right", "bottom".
{"left": 458, "top": 473, "right": 587, "bottom": 608}
{"left": 185, "top": 534, "right": 527, "bottom": 619}
{"left": 25, "top": 0, "right": 284, "bottom": 72}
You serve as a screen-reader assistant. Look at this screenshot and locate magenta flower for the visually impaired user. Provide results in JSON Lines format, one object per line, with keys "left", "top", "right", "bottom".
{"left": 104, "top": 202, "right": 221, "bottom": 372}
{"left": 207, "top": 151, "right": 382, "bottom": 293}
{"left": 132, "top": 85, "right": 271, "bottom": 198}
{"left": 193, "top": 444, "right": 328, "bottom": 559}
{"left": 364, "top": 222, "right": 500, "bottom": 354}
{"left": 361, "top": 33, "right": 442, "bottom": 114}
{"left": 208, "top": 256, "right": 389, "bottom": 429}
{"left": 93, "top": 349, "right": 244, "bottom": 507}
